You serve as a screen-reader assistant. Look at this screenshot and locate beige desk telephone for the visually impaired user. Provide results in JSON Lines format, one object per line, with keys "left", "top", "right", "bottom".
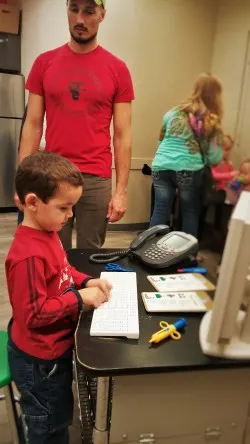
{"left": 89, "top": 225, "right": 198, "bottom": 269}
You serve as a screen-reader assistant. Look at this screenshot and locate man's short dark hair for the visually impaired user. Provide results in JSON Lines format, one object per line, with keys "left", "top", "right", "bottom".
{"left": 16, "top": 152, "right": 83, "bottom": 204}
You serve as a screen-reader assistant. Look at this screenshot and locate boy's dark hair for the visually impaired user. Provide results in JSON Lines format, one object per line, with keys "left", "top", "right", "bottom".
{"left": 16, "top": 152, "right": 83, "bottom": 204}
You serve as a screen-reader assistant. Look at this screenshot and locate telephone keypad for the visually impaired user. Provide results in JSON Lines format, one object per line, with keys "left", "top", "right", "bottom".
{"left": 144, "top": 244, "right": 176, "bottom": 261}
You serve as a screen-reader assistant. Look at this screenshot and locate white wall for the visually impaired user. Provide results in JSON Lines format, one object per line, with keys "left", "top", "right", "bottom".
{"left": 22, "top": 0, "right": 218, "bottom": 224}
{"left": 211, "top": 0, "right": 250, "bottom": 164}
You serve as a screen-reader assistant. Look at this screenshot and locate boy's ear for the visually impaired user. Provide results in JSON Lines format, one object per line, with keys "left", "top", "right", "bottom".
{"left": 25, "top": 193, "right": 39, "bottom": 211}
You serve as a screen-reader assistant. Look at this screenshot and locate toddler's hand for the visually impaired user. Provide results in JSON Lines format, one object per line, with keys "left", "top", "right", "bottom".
{"left": 231, "top": 171, "right": 239, "bottom": 179}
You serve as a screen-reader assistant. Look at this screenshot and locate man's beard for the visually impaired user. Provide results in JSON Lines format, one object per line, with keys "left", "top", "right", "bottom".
{"left": 70, "top": 31, "right": 97, "bottom": 45}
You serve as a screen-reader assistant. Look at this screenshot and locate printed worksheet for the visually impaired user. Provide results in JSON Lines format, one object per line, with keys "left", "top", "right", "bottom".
{"left": 142, "top": 291, "right": 212, "bottom": 312}
{"left": 147, "top": 273, "right": 215, "bottom": 293}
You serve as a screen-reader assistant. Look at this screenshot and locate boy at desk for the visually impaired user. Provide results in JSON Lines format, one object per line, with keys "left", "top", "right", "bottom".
{"left": 5, "top": 152, "right": 112, "bottom": 444}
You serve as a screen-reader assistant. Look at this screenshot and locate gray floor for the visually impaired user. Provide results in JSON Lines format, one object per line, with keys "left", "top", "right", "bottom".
{"left": 0, "top": 213, "right": 219, "bottom": 443}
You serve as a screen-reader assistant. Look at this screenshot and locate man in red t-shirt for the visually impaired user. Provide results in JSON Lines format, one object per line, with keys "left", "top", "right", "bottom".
{"left": 19, "top": 0, "right": 134, "bottom": 250}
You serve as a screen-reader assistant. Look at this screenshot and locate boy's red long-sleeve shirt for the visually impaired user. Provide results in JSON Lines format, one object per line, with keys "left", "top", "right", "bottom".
{"left": 5, "top": 226, "right": 91, "bottom": 360}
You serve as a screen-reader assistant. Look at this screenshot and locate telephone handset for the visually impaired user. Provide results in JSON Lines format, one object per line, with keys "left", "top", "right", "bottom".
{"left": 130, "top": 225, "right": 169, "bottom": 251}
{"left": 89, "top": 225, "right": 198, "bottom": 269}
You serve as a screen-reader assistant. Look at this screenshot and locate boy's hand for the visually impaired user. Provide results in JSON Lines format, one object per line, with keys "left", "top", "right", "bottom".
{"left": 79, "top": 287, "right": 109, "bottom": 308}
{"left": 86, "top": 279, "right": 112, "bottom": 297}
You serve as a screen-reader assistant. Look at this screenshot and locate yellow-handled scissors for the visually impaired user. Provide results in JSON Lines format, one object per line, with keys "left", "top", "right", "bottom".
{"left": 149, "top": 318, "right": 187, "bottom": 344}
{"left": 159, "top": 321, "right": 181, "bottom": 340}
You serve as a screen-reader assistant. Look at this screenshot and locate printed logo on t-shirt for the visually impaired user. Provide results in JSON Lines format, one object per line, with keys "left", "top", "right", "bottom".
{"left": 49, "top": 66, "right": 105, "bottom": 116}
{"left": 59, "top": 257, "right": 74, "bottom": 291}
{"left": 68, "top": 81, "right": 86, "bottom": 101}
{"left": 58, "top": 235, "right": 74, "bottom": 292}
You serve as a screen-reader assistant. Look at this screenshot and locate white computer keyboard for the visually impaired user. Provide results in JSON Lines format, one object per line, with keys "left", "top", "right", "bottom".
{"left": 90, "top": 272, "right": 139, "bottom": 339}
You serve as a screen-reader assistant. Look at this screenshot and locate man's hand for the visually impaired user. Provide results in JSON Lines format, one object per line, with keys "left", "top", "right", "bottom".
{"left": 86, "top": 279, "right": 112, "bottom": 297}
{"left": 107, "top": 192, "right": 127, "bottom": 223}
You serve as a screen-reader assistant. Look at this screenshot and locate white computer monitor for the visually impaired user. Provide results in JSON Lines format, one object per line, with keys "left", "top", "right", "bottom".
{"left": 199, "top": 191, "right": 250, "bottom": 359}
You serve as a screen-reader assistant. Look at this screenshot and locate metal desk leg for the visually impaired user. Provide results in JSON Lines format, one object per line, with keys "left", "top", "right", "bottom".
{"left": 93, "top": 377, "right": 110, "bottom": 444}
{"left": 73, "top": 354, "right": 96, "bottom": 444}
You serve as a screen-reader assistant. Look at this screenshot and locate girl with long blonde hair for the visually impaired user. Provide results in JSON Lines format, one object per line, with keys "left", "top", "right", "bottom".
{"left": 150, "top": 73, "right": 223, "bottom": 238}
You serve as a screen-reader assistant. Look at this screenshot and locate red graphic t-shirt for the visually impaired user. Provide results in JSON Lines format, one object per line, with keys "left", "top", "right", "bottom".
{"left": 26, "top": 44, "right": 135, "bottom": 177}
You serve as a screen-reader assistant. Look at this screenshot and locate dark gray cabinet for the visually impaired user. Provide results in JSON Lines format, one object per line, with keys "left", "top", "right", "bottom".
{"left": 0, "top": 73, "right": 24, "bottom": 207}
{"left": 0, "top": 33, "right": 21, "bottom": 73}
